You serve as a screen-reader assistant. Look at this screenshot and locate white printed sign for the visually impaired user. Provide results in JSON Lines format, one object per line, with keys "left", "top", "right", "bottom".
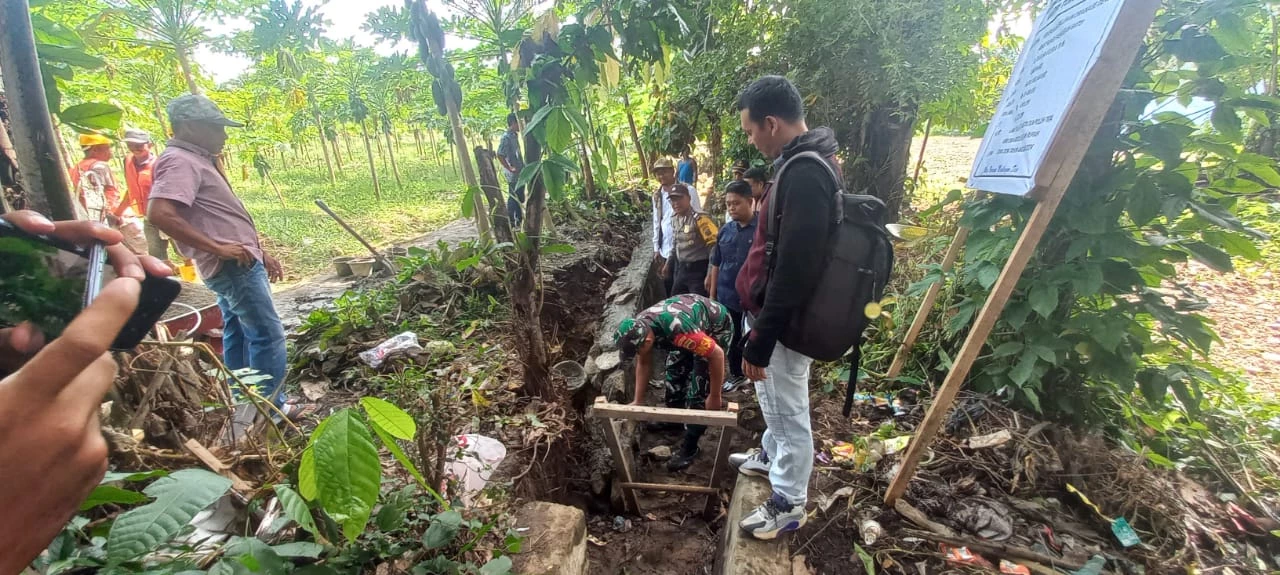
{"left": 969, "top": 0, "right": 1129, "bottom": 196}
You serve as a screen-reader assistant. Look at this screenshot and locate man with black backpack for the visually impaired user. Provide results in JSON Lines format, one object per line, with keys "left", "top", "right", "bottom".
{"left": 728, "top": 76, "right": 893, "bottom": 541}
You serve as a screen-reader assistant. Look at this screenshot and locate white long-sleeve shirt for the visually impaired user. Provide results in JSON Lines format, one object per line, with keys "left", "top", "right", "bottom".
{"left": 651, "top": 183, "right": 701, "bottom": 259}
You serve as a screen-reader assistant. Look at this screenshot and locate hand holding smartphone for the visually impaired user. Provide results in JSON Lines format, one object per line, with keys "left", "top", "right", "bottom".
{"left": 0, "top": 216, "right": 181, "bottom": 351}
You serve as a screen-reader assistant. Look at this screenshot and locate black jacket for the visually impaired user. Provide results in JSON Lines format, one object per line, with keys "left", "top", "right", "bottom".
{"left": 743, "top": 127, "right": 840, "bottom": 366}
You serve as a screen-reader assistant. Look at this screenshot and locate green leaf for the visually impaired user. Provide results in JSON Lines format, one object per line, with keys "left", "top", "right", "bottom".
{"left": 80, "top": 485, "right": 148, "bottom": 511}
{"left": 1139, "top": 124, "right": 1184, "bottom": 167}
{"left": 1241, "top": 163, "right": 1280, "bottom": 187}
{"left": 1029, "top": 283, "right": 1059, "bottom": 318}
{"left": 312, "top": 409, "right": 381, "bottom": 542}
{"left": 1212, "top": 12, "right": 1252, "bottom": 53}
{"left": 416, "top": 556, "right": 462, "bottom": 575}
{"left": 1022, "top": 388, "right": 1042, "bottom": 413}
{"left": 1203, "top": 230, "right": 1261, "bottom": 261}
{"left": 299, "top": 447, "right": 318, "bottom": 501}
{"left": 515, "top": 161, "right": 542, "bottom": 191}
{"left": 545, "top": 108, "right": 572, "bottom": 152}
{"left": 100, "top": 470, "right": 168, "bottom": 483}
{"left": 274, "top": 485, "right": 320, "bottom": 540}
{"left": 106, "top": 469, "right": 233, "bottom": 563}
{"left": 853, "top": 543, "right": 875, "bottom": 575}
{"left": 523, "top": 105, "right": 556, "bottom": 136}
{"left": 271, "top": 542, "right": 325, "bottom": 558}
{"left": 370, "top": 418, "right": 434, "bottom": 498}
{"left": 35, "top": 44, "right": 104, "bottom": 69}
{"left": 422, "top": 510, "right": 463, "bottom": 549}
{"left": 1183, "top": 241, "right": 1233, "bottom": 272}
{"left": 1072, "top": 264, "right": 1104, "bottom": 297}
{"left": 360, "top": 397, "right": 416, "bottom": 440}
{"left": 460, "top": 184, "right": 477, "bottom": 218}
{"left": 1137, "top": 369, "right": 1169, "bottom": 404}
{"left": 540, "top": 243, "right": 576, "bottom": 255}
{"left": 1211, "top": 104, "right": 1242, "bottom": 141}
{"left": 479, "top": 556, "right": 513, "bottom": 575}
{"left": 975, "top": 263, "right": 999, "bottom": 289}
{"left": 30, "top": 13, "right": 84, "bottom": 47}
{"left": 542, "top": 162, "right": 567, "bottom": 200}
{"left": 59, "top": 102, "right": 123, "bottom": 132}
{"left": 991, "top": 341, "right": 1023, "bottom": 358}
{"left": 1126, "top": 177, "right": 1161, "bottom": 226}
{"left": 562, "top": 105, "right": 590, "bottom": 136}
{"left": 1009, "top": 350, "right": 1037, "bottom": 386}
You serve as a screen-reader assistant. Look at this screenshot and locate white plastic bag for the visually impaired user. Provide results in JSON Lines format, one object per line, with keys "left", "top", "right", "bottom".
{"left": 444, "top": 434, "right": 507, "bottom": 506}
{"left": 359, "top": 331, "right": 422, "bottom": 368}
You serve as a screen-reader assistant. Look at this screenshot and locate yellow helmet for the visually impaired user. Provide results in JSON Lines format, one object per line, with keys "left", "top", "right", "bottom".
{"left": 78, "top": 133, "right": 111, "bottom": 147}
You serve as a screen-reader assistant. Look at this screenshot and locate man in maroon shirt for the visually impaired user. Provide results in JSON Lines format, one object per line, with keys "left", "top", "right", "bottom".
{"left": 148, "top": 94, "right": 288, "bottom": 407}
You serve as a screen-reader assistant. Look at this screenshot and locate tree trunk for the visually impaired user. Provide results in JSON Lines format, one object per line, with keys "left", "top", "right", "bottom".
{"left": 314, "top": 111, "right": 336, "bottom": 185}
{"left": 0, "top": 1, "right": 77, "bottom": 220}
{"left": 845, "top": 103, "right": 916, "bottom": 223}
{"left": 707, "top": 112, "right": 723, "bottom": 211}
{"left": 445, "top": 98, "right": 489, "bottom": 238}
{"left": 359, "top": 120, "right": 383, "bottom": 201}
{"left": 516, "top": 126, "right": 552, "bottom": 400}
{"left": 622, "top": 91, "right": 649, "bottom": 179}
{"left": 374, "top": 132, "right": 387, "bottom": 172}
{"left": 175, "top": 45, "right": 200, "bottom": 95}
{"left": 383, "top": 130, "right": 403, "bottom": 189}
{"left": 151, "top": 92, "right": 169, "bottom": 137}
{"left": 413, "top": 129, "right": 424, "bottom": 157}
{"left": 578, "top": 139, "right": 595, "bottom": 201}
{"left": 1, "top": 98, "right": 25, "bottom": 213}
{"left": 428, "top": 129, "right": 442, "bottom": 168}
{"left": 329, "top": 135, "right": 343, "bottom": 170}
{"left": 265, "top": 171, "right": 286, "bottom": 207}
{"left": 475, "top": 147, "right": 514, "bottom": 241}
{"left": 342, "top": 128, "right": 354, "bottom": 159}
{"left": 911, "top": 118, "right": 933, "bottom": 187}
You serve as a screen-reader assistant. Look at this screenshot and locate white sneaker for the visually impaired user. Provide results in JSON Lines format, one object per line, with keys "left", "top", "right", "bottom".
{"left": 740, "top": 495, "right": 807, "bottom": 540}
{"left": 729, "top": 449, "right": 770, "bottom": 478}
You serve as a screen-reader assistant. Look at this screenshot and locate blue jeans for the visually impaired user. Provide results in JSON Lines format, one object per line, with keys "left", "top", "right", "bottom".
{"left": 507, "top": 177, "right": 525, "bottom": 229}
{"left": 204, "top": 260, "right": 287, "bottom": 406}
{"left": 745, "top": 314, "right": 814, "bottom": 506}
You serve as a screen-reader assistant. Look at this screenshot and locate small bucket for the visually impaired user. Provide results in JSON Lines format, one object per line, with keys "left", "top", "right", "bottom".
{"left": 348, "top": 258, "right": 375, "bottom": 277}
{"left": 552, "top": 360, "right": 587, "bottom": 393}
{"left": 332, "top": 256, "right": 355, "bottom": 277}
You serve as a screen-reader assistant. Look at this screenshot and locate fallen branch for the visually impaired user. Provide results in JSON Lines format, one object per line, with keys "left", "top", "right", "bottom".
{"left": 127, "top": 356, "right": 176, "bottom": 430}
{"left": 902, "top": 529, "right": 1088, "bottom": 571}
{"left": 893, "top": 499, "right": 956, "bottom": 537}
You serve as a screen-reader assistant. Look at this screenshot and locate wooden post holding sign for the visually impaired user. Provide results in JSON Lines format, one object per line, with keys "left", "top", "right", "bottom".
{"left": 884, "top": 0, "right": 1160, "bottom": 505}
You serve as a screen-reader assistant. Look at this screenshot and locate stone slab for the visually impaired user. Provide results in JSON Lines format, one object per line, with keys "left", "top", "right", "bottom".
{"left": 511, "top": 501, "right": 588, "bottom": 575}
{"left": 714, "top": 474, "right": 790, "bottom": 575}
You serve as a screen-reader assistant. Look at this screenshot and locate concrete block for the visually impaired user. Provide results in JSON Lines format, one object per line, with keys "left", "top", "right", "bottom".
{"left": 714, "top": 474, "right": 790, "bottom": 575}
{"left": 511, "top": 502, "right": 588, "bottom": 575}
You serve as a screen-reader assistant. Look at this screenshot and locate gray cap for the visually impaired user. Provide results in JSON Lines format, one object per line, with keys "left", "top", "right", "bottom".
{"left": 166, "top": 94, "right": 244, "bottom": 127}
{"left": 122, "top": 128, "right": 151, "bottom": 144}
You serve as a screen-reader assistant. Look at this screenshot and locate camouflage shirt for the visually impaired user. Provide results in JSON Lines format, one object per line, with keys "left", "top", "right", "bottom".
{"left": 632, "top": 294, "right": 733, "bottom": 356}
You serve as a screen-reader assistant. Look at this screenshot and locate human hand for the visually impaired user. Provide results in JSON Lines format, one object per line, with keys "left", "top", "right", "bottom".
{"left": 705, "top": 277, "right": 715, "bottom": 298}
{"left": 705, "top": 393, "right": 723, "bottom": 411}
{"left": 743, "top": 360, "right": 767, "bottom": 382}
{"left": 263, "top": 253, "right": 284, "bottom": 283}
{"left": 0, "top": 276, "right": 140, "bottom": 574}
{"left": 0, "top": 211, "right": 170, "bottom": 371}
{"left": 215, "top": 243, "right": 254, "bottom": 267}
{"left": 660, "top": 261, "right": 670, "bottom": 279}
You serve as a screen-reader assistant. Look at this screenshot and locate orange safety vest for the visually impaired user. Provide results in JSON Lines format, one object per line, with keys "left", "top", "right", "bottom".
{"left": 124, "top": 155, "right": 155, "bottom": 216}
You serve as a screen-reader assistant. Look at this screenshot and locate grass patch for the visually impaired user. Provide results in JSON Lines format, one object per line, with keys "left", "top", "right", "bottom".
{"left": 229, "top": 143, "right": 464, "bottom": 282}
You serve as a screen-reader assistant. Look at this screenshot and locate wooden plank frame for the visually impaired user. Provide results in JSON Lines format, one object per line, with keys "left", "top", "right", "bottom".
{"left": 884, "top": 0, "right": 1161, "bottom": 505}
{"left": 591, "top": 397, "right": 739, "bottom": 516}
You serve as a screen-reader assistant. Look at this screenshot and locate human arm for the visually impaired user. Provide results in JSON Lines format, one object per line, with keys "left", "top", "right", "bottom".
{"left": 112, "top": 188, "right": 133, "bottom": 218}
{"left": 707, "top": 265, "right": 718, "bottom": 301}
{"left": 0, "top": 211, "right": 172, "bottom": 372}
{"left": 705, "top": 344, "right": 724, "bottom": 410}
{"left": 631, "top": 342, "right": 653, "bottom": 406}
{"left": 263, "top": 252, "right": 284, "bottom": 282}
{"left": 0, "top": 276, "right": 139, "bottom": 573}
{"left": 742, "top": 161, "right": 835, "bottom": 367}
{"left": 149, "top": 199, "right": 253, "bottom": 267}
{"left": 652, "top": 191, "right": 663, "bottom": 258}
{"left": 671, "top": 329, "right": 725, "bottom": 410}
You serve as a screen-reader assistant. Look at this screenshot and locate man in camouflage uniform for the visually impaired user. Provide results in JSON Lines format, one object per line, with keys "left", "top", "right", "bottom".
{"left": 615, "top": 294, "right": 732, "bottom": 471}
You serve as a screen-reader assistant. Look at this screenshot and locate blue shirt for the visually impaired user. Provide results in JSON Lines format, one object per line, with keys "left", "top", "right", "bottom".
{"left": 677, "top": 158, "right": 696, "bottom": 185}
{"left": 710, "top": 215, "right": 757, "bottom": 312}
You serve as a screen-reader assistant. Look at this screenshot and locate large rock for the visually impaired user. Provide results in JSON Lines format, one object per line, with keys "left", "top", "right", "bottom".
{"left": 595, "top": 350, "right": 621, "bottom": 372}
{"left": 512, "top": 502, "right": 588, "bottom": 575}
{"left": 714, "top": 475, "right": 790, "bottom": 575}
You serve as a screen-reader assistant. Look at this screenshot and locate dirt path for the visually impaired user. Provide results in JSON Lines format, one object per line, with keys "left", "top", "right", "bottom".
{"left": 272, "top": 218, "right": 477, "bottom": 331}
{"left": 914, "top": 135, "right": 1280, "bottom": 394}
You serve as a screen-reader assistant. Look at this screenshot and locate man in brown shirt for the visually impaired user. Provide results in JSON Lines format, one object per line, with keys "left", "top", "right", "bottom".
{"left": 148, "top": 94, "right": 288, "bottom": 406}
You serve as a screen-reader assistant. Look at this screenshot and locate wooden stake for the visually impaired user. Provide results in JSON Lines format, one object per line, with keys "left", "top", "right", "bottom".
{"left": 600, "top": 418, "right": 641, "bottom": 514}
{"left": 885, "top": 225, "right": 970, "bottom": 380}
{"left": 703, "top": 426, "right": 735, "bottom": 517}
{"left": 885, "top": 0, "right": 1160, "bottom": 505}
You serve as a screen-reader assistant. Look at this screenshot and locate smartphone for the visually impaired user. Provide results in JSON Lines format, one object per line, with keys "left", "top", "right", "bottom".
{"left": 0, "top": 218, "right": 181, "bottom": 350}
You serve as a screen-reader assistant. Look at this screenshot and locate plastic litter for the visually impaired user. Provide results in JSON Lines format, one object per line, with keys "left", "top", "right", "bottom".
{"left": 999, "top": 560, "right": 1031, "bottom": 575}
{"left": 830, "top": 435, "right": 911, "bottom": 471}
{"left": 1066, "top": 483, "right": 1142, "bottom": 548}
{"left": 444, "top": 434, "right": 506, "bottom": 506}
{"left": 359, "top": 331, "right": 422, "bottom": 368}
{"left": 952, "top": 498, "right": 1014, "bottom": 541}
{"left": 859, "top": 518, "right": 883, "bottom": 545}
{"left": 1070, "top": 555, "right": 1107, "bottom": 575}
{"left": 966, "top": 429, "right": 1013, "bottom": 449}
{"left": 941, "top": 545, "right": 995, "bottom": 569}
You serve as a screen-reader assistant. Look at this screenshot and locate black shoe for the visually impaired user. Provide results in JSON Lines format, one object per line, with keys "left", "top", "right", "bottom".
{"left": 667, "top": 446, "right": 701, "bottom": 472}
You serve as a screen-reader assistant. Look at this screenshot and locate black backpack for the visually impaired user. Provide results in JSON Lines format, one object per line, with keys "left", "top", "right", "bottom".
{"left": 764, "top": 151, "right": 895, "bottom": 416}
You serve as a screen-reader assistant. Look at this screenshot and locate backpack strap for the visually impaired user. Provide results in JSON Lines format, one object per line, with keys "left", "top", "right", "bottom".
{"left": 763, "top": 151, "right": 842, "bottom": 273}
{"left": 842, "top": 337, "right": 863, "bottom": 417}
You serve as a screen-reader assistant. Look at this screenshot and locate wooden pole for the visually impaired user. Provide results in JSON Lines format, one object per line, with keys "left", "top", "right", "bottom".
{"left": 911, "top": 118, "right": 932, "bottom": 187}
{"left": 885, "top": 225, "right": 970, "bottom": 380}
{"left": 884, "top": 0, "right": 1159, "bottom": 505}
{"left": 0, "top": 0, "right": 78, "bottom": 220}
